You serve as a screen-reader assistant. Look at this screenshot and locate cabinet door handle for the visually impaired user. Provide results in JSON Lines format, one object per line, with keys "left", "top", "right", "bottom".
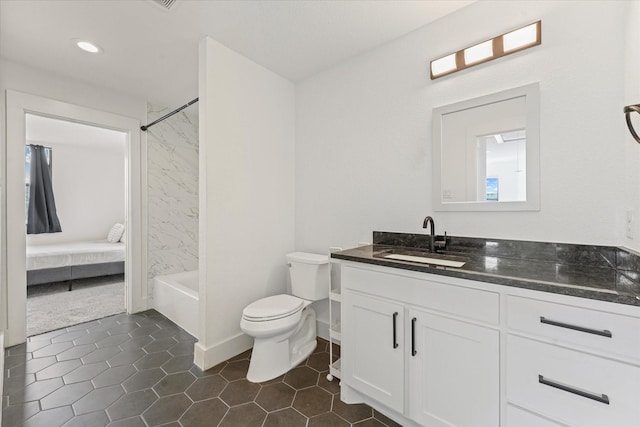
{"left": 538, "top": 375, "right": 610, "bottom": 405}
{"left": 411, "top": 317, "right": 417, "bottom": 356}
{"left": 539, "top": 316, "right": 612, "bottom": 338}
{"left": 392, "top": 312, "right": 399, "bottom": 349}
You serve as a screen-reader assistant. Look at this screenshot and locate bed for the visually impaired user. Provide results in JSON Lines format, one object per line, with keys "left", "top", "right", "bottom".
{"left": 27, "top": 240, "right": 125, "bottom": 289}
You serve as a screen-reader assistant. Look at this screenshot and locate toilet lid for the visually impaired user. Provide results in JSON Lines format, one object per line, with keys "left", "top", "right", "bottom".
{"left": 242, "top": 294, "right": 304, "bottom": 321}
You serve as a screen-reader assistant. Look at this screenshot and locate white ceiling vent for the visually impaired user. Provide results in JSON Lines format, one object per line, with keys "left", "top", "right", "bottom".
{"left": 149, "top": 0, "right": 177, "bottom": 11}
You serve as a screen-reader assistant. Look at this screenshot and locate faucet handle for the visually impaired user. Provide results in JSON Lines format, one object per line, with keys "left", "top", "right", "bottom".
{"left": 434, "top": 231, "right": 448, "bottom": 250}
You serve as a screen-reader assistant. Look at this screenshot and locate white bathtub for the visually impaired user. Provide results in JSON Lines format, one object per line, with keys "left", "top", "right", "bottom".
{"left": 152, "top": 270, "right": 199, "bottom": 339}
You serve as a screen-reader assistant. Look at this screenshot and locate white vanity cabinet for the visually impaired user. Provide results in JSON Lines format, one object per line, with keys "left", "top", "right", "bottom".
{"left": 338, "top": 260, "right": 640, "bottom": 427}
{"left": 505, "top": 296, "right": 640, "bottom": 427}
{"left": 409, "top": 309, "right": 499, "bottom": 427}
{"left": 341, "top": 263, "right": 500, "bottom": 427}
{"left": 342, "top": 291, "right": 405, "bottom": 413}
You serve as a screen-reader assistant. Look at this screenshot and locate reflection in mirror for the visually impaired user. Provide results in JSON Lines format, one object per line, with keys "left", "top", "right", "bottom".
{"left": 433, "top": 83, "right": 539, "bottom": 211}
{"left": 478, "top": 129, "right": 526, "bottom": 202}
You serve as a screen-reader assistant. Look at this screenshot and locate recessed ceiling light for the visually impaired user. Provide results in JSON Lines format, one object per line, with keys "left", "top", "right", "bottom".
{"left": 72, "top": 39, "right": 103, "bottom": 54}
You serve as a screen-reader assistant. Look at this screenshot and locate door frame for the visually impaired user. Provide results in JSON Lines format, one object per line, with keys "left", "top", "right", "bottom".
{"left": 4, "top": 90, "right": 145, "bottom": 347}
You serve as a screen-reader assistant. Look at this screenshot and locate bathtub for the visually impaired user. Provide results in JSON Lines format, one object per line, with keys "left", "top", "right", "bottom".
{"left": 152, "top": 270, "right": 199, "bottom": 339}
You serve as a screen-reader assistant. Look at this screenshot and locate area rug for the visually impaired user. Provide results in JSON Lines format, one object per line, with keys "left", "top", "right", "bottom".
{"left": 27, "top": 275, "right": 125, "bottom": 337}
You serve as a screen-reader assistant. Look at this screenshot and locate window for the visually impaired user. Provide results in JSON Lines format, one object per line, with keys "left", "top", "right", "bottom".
{"left": 486, "top": 177, "right": 499, "bottom": 201}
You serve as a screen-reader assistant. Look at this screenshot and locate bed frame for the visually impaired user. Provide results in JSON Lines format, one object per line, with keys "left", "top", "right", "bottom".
{"left": 27, "top": 261, "right": 125, "bottom": 291}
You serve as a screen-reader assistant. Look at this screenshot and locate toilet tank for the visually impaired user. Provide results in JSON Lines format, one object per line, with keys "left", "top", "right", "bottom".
{"left": 286, "top": 252, "right": 330, "bottom": 301}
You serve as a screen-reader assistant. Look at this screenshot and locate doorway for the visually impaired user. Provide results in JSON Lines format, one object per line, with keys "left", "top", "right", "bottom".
{"left": 24, "top": 115, "right": 128, "bottom": 336}
{"left": 4, "top": 90, "right": 145, "bottom": 347}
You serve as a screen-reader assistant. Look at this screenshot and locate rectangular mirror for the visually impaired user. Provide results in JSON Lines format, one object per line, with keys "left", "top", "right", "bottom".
{"left": 433, "top": 83, "right": 540, "bottom": 211}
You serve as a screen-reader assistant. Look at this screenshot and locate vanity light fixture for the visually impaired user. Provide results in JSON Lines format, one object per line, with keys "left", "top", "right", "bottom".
{"left": 430, "top": 20, "right": 541, "bottom": 79}
{"left": 464, "top": 40, "right": 493, "bottom": 65}
{"left": 430, "top": 53, "right": 457, "bottom": 77}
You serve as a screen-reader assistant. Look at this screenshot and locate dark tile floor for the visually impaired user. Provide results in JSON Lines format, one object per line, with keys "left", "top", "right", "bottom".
{"left": 2, "top": 310, "right": 401, "bottom": 427}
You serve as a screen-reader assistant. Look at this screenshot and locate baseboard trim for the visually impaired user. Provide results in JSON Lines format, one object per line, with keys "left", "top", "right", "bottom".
{"left": 316, "top": 318, "right": 329, "bottom": 341}
{"left": 131, "top": 296, "right": 150, "bottom": 314}
{"left": 194, "top": 332, "right": 253, "bottom": 370}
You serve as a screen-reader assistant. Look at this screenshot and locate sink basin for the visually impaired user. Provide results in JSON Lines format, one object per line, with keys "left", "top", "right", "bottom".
{"left": 383, "top": 253, "right": 466, "bottom": 268}
{"left": 374, "top": 248, "right": 468, "bottom": 268}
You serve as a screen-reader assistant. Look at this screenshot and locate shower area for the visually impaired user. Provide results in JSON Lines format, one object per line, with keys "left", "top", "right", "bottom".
{"left": 146, "top": 102, "right": 199, "bottom": 338}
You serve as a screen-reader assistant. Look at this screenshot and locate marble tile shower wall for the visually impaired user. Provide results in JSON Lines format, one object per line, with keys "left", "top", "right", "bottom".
{"left": 147, "top": 103, "right": 199, "bottom": 282}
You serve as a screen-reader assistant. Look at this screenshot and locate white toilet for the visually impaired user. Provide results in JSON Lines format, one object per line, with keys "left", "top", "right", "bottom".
{"left": 240, "top": 252, "right": 330, "bottom": 383}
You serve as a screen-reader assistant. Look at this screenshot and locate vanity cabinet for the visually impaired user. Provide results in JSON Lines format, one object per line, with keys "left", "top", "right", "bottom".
{"left": 409, "top": 309, "right": 499, "bottom": 427}
{"left": 506, "top": 296, "right": 640, "bottom": 427}
{"left": 341, "top": 264, "right": 500, "bottom": 426}
{"left": 338, "top": 260, "right": 640, "bottom": 427}
{"left": 506, "top": 296, "right": 640, "bottom": 364}
{"left": 343, "top": 291, "right": 405, "bottom": 413}
{"left": 505, "top": 405, "right": 567, "bottom": 427}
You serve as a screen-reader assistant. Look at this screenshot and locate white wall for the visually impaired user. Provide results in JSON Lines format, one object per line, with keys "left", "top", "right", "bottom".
{"left": 295, "top": 1, "right": 629, "bottom": 252}
{"left": 147, "top": 103, "right": 199, "bottom": 280}
{"left": 26, "top": 136, "right": 126, "bottom": 246}
{"left": 0, "top": 59, "right": 146, "bottom": 121}
{"left": 623, "top": 1, "right": 640, "bottom": 252}
{"left": 196, "top": 37, "right": 295, "bottom": 368}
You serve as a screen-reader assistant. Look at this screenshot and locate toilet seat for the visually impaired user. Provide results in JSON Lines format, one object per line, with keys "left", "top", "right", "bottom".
{"left": 242, "top": 294, "right": 304, "bottom": 322}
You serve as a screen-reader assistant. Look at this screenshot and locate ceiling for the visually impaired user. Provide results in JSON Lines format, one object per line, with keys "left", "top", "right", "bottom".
{"left": 0, "top": 0, "right": 473, "bottom": 108}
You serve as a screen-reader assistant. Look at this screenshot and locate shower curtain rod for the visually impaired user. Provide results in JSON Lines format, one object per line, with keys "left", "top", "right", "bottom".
{"left": 140, "top": 97, "right": 199, "bottom": 131}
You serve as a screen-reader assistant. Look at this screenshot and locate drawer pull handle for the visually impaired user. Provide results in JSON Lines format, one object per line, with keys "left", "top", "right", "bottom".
{"left": 538, "top": 375, "right": 610, "bottom": 405}
{"left": 392, "top": 312, "right": 399, "bottom": 349}
{"left": 411, "top": 317, "right": 417, "bottom": 356}
{"left": 539, "top": 317, "right": 612, "bottom": 338}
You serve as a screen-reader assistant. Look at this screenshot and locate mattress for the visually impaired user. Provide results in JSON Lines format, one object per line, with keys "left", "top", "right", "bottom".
{"left": 27, "top": 240, "right": 125, "bottom": 271}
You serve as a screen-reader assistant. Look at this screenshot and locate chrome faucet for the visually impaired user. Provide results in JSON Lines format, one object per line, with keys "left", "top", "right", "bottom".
{"left": 423, "top": 216, "right": 436, "bottom": 252}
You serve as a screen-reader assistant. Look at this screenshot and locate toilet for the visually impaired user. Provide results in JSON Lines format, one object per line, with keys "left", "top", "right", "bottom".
{"left": 240, "top": 252, "right": 330, "bottom": 383}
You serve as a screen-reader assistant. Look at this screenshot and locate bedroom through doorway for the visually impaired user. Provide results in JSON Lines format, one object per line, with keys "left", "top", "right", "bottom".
{"left": 24, "top": 114, "right": 127, "bottom": 337}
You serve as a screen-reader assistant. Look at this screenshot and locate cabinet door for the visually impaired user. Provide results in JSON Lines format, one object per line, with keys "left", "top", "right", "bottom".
{"left": 343, "top": 290, "right": 405, "bottom": 413}
{"left": 409, "top": 309, "right": 499, "bottom": 427}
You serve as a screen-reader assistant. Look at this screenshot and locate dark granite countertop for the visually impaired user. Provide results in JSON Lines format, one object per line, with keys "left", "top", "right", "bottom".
{"left": 331, "top": 232, "right": 640, "bottom": 307}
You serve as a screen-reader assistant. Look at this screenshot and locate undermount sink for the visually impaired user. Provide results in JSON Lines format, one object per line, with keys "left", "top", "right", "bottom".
{"left": 377, "top": 249, "right": 468, "bottom": 268}
{"left": 384, "top": 253, "right": 466, "bottom": 268}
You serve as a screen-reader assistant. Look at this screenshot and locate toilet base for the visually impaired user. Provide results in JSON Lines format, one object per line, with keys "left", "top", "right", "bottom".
{"left": 246, "top": 307, "right": 317, "bottom": 383}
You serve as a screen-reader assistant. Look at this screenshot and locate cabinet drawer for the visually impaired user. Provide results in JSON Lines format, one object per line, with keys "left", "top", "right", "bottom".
{"left": 343, "top": 265, "right": 499, "bottom": 324}
{"left": 506, "top": 404, "right": 567, "bottom": 427}
{"left": 507, "top": 295, "right": 640, "bottom": 362}
{"left": 507, "top": 335, "right": 640, "bottom": 427}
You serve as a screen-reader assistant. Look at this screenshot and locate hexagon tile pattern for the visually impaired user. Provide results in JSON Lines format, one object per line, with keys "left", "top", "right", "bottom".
{"left": 3, "top": 310, "right": 402, "bottom": 427}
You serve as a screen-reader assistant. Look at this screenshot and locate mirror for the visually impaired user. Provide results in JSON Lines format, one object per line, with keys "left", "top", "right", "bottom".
{"left": 433, "top": 83, "right": 540, "bottom": 211}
